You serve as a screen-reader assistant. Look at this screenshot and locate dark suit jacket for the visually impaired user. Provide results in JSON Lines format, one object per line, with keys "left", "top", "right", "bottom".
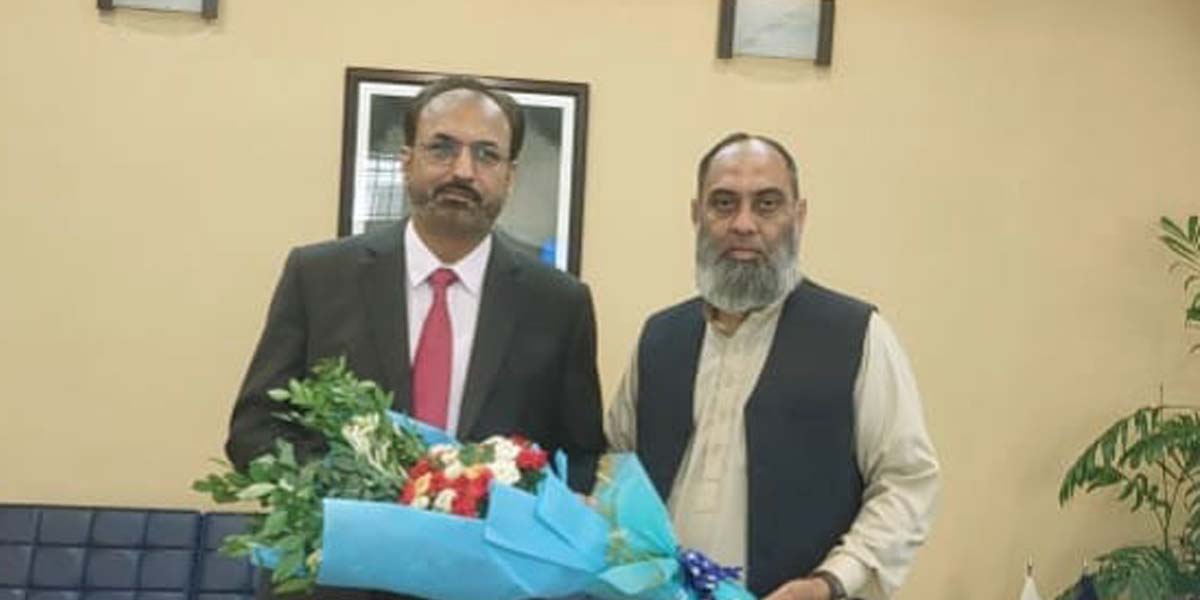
{"left": 225, "top": 221, "right": 606, "bottom": 492}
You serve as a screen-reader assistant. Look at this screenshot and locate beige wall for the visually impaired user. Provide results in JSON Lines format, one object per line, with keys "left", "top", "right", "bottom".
{"left": 3, "top": 1, "right": 1200, "bottom": 597}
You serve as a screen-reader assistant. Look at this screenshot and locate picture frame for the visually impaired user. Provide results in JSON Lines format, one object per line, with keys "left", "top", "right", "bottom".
{"left": 717, "top": 0, "right": 836, "bottom": 65}
{"left": 339, "top": 68, "right": 591, "bottom": 276}
{"left": 96, "top": 0, "right": 218, "bottom": 19}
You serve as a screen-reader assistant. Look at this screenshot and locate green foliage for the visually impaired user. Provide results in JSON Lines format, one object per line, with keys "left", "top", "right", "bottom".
{"left": 455, "top": 442, "right": 495, "bottom": 466}
{"left": 1058, "top": 405, "right": 1200, "bottom": 598}
{"left": 1160, "top": 216, "right": 1200, "bottom": 353}
{"left": 192, "top": 357, "right": 428, "bottom": 593}
{"left": 1056, "top": 216, "right": 1200, "bottom": 599}
{"left": 1054, "top": 546, "right": 1188, "bottom": 600}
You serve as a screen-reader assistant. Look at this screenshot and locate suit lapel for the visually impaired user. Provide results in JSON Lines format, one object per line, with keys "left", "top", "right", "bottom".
{"left": 458, "top": 237, "right": 520, "bottom": 437}
{"left": 359, "top": 221, "right": 413, "bottom": 414}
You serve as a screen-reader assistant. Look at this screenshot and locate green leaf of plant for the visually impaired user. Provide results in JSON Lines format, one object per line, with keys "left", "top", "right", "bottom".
{"left": 273, "top": 578, "right": 313, "bottom": 595}
{"left": 236, "top": 482, "right": 276, "bottom": 501}
{"left": 279, "top": 442, "right": 297, "bottom": 469}
{"left": 260, "top": 510, "right": 288, "bottom": 537}
{"left": 1161, "top": 217, "right": 1189, "bottom": 244}
{"left": 274, "top": 551, "right": 305, "bottom": 581}
{"left": 1162, "top": 236, "right": 1198, "bottom": 260}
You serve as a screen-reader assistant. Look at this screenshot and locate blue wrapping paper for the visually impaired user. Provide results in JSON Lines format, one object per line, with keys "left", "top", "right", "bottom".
{"left": 254, "top": 417, "right": 755, "bottom": 600}
{"left": 586, "top": 454, "right": 756, "bottom": 600}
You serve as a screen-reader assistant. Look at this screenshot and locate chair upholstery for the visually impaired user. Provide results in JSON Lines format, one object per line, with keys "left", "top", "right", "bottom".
{"left": 194, "top": 514, "right": 257, "bottom": 600}
{"left": 0, "top": 506, "right": 257, "bottom": 600}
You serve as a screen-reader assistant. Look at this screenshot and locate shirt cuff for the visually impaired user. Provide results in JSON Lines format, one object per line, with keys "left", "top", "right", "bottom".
{"left": 816, "top": 552, "right": 871, "bottom": 598}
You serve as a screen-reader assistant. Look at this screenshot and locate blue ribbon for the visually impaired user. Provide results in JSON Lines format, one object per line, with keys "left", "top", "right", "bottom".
{"left": 677, "top": 548, "right": 744, "bottom": 599}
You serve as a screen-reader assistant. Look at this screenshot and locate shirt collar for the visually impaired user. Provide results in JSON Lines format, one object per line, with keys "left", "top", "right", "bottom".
{"left": 405, "top": 220, "right": 492, "bottom": 296}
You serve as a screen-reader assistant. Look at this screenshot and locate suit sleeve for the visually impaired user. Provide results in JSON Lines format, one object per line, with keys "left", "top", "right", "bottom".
{"left": 224, "top": 249, "right": 325, "bottom": 472}
{"left": 560, "top": 284, "right": 607, "bottom": 493}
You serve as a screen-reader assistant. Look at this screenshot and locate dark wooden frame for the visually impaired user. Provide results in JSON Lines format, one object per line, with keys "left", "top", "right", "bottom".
{"left": 97, "top": 0, "right": 218, "bottom": 19}
{"left": 338, "top": 68, "right": 591, "bottom": 276}
{"left": 717, "top": 0, "right": 835, "bottom": 66}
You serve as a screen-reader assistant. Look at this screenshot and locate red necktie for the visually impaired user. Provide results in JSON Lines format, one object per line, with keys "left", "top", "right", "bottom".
{"left": 412, "top": 268, "right": 457, "bottom": 429}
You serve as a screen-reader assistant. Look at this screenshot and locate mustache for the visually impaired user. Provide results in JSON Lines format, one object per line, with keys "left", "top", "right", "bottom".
{"left": 433, "top": 183, "right": 482, "bottom": 205}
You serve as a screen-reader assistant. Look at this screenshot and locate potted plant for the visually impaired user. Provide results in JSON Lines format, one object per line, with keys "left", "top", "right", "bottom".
{"left": 1057, "top": 216, "right": 1200, "bottom": 599}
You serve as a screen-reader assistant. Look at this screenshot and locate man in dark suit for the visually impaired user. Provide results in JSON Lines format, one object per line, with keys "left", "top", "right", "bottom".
{"left": 225, "top": 76, "right": 604, "bottom": 521}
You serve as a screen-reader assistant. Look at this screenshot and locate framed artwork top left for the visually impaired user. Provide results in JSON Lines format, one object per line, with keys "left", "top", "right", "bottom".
{"left": 97, "top": 0, "right": 218, "bottom": 19}
{"left": 338, "top": 68, "right": 591, "bottom": 276}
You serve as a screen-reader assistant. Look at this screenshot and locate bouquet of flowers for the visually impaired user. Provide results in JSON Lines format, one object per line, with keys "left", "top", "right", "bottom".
{"left": 399, "top": 434, "right": 549, "bottom": 518}
{"left": 194, "top": 358, "right": 754, "bottom": 600}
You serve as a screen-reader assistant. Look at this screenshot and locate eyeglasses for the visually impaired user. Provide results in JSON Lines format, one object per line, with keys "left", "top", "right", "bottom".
{"left": 418, "top": 136, "right": 509, "bottom": 169}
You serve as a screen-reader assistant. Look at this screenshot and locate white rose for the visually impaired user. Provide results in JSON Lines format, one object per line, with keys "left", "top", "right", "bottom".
{"left": 411, "top": 495, "right": 430, "bottom": 510}
{"left": 444, "top": 462, "right": 464, "bottom": 480}
{"left": 482, "top": 435, "right": 508, "bottom": 446}
{"left": 429, "top": 444, "right": 460, "bottom": 466}
{"left": 491, "top": 461, "right": 521, "bottom": 486}
{"left": 490, "top": 439, "right": 521, "bottom": 462}
{"left": 433, "top": 489, "right": 458, "bottom": 513}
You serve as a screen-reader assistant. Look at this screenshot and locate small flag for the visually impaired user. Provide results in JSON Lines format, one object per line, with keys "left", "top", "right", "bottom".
{"left": 1020, "top": 573, "right": 1043, "bottom": 600}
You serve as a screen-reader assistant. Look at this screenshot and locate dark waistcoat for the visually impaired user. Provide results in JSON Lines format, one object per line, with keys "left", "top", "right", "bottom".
{"left": 636, "top": 279, "right": 874, "bottom": 595}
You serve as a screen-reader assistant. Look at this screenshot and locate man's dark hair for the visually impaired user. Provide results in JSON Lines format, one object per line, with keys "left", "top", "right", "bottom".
{"left": 696, "top": 132, "right": 800, "bottom": 198}
{"left": 403, "top": 75, "right": 527, "bottom": 161}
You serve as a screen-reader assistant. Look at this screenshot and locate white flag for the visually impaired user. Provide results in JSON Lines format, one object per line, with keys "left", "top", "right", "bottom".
{"left": 1020, "top": 574, "right": 1043, "bottom": 600}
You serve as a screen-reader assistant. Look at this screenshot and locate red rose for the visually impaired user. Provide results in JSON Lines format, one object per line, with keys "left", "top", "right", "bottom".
{"left": 468, "top": 471, "right": 492, "bottom": 496}
{"left": 399, "top": 481, "right": 416, "bottom": 504}
{"left": 516, "top": 448, "right": 548, "bottom": 471}
{"left": 429, "top": 471, "right": 448, "bottom": 493}
{"left": 452, "top": 493, "right": 479, "bottom": 517}
{"left": 409, "top": 459, "right": 432, "bottom": 479}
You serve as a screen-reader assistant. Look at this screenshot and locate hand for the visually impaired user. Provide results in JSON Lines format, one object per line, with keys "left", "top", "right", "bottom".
{"left": 762, "top": 577, "right": 833, "bottom": 600}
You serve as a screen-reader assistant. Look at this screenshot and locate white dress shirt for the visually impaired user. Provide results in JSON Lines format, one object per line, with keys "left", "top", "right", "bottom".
{"left": 404, "top": 221, "right": 492, "bottom": 437}
{"left": 606, "top": 299, "right": 940, "bottom": 599}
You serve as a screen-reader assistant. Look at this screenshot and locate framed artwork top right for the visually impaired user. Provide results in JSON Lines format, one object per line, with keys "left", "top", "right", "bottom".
{"left": 718, "top": 0, "right": 836, "bottom": 66}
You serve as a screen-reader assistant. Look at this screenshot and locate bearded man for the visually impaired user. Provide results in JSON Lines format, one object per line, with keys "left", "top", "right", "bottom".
{"left": 605, "top": 133, "right": 940, "bottom": 600}
{"left": 226, "top": 74, "right": 605, "bottom": 600}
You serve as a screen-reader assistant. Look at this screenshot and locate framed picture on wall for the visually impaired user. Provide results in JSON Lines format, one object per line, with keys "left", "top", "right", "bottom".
{"left": 717, "top": 0, "right": 836, "bottom": 65}
{"left": 96, "top": 0, "right": 218, "bottom": 19}
{"left": 339, "top": 68, "right": 590, "bottom": 276}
